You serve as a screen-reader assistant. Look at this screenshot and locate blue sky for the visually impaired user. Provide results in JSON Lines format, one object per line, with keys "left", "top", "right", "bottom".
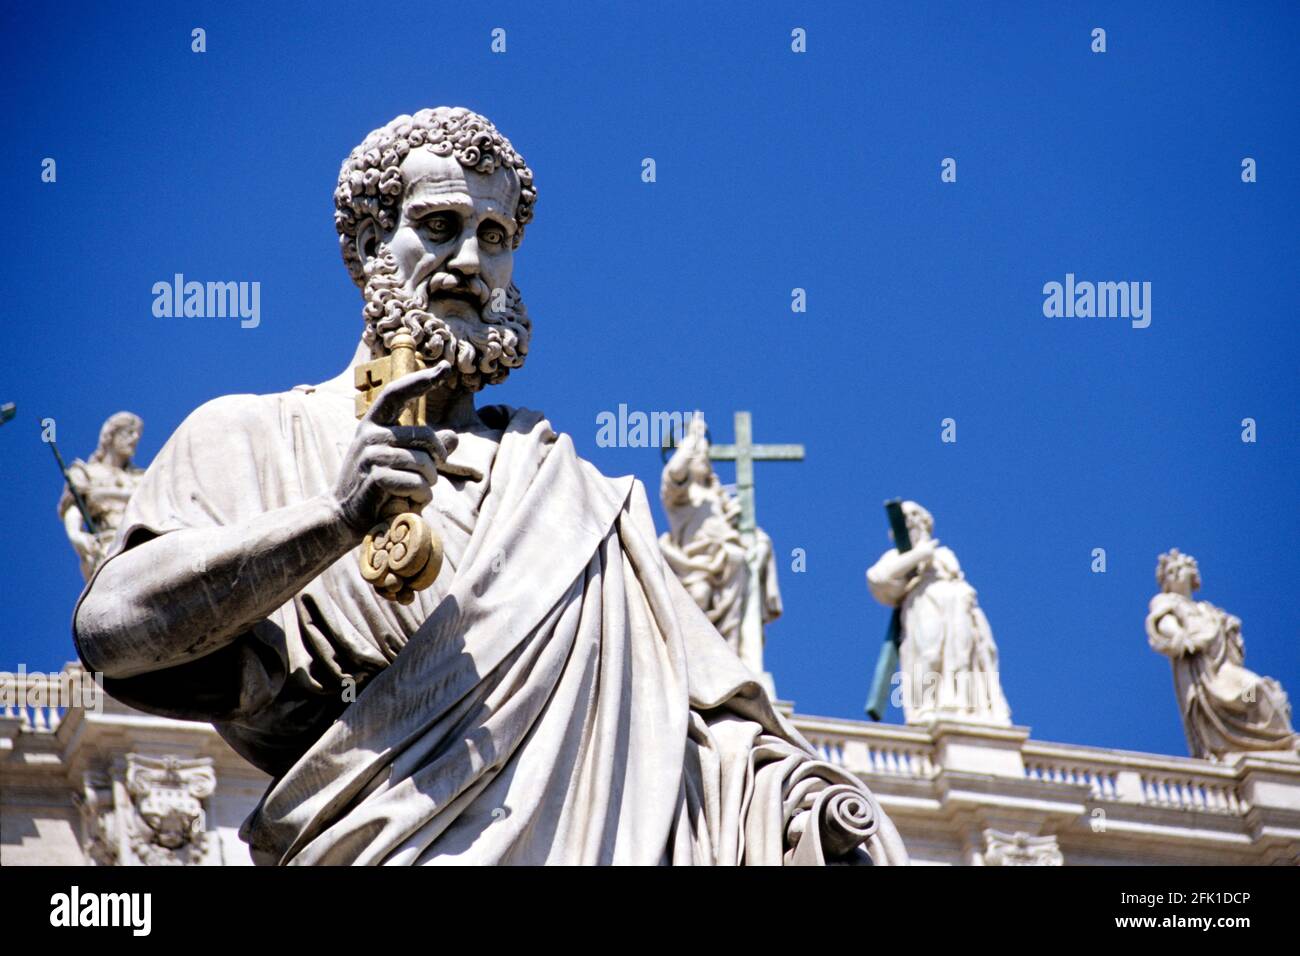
{"left": 2, "top": 1, "right": 1296, "bottom": 759}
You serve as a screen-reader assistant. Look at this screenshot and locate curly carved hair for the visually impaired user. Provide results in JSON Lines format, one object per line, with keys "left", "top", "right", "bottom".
{"left": 1156, "top": 548, "right": 1201, "bottom": 592}
{"left": 334, "top": 107, "right": 537, "bottom": 288}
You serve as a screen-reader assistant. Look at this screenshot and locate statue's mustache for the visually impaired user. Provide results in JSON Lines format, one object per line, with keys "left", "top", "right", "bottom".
{"left": 419, "top": 272, "right": 491, "bottom": 309}
{"left": 360, "top": 248, "right": 529, "bottom": 393}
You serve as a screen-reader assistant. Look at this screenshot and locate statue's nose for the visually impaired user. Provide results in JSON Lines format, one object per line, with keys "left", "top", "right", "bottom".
{"left": 448, "top": 236, "right": 481, "bottom": 274}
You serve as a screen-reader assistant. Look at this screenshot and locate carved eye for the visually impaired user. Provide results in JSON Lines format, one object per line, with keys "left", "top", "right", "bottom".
{"left": 423, "top": 213, "right": 457, "bottom": 239}
{"left": 479, "top": 224, "right": 506, "bottom": 246}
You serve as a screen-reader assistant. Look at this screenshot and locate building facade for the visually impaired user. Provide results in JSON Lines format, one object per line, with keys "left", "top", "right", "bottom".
{"left": 3, "top": 665, "right": 1298, "bottom": 866}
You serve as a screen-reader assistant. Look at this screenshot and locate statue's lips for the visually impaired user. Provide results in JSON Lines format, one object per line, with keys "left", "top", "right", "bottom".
{"left": 431, "top": 290, "right": 482, "bottom": 304}
{"left": 424, "top": 286, "right": 486, "bottom": 311}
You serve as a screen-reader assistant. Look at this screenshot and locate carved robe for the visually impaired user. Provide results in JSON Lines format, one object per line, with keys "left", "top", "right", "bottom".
{"left": 658, "top": 472, "right": 781, "bottom": 663}
{"left": 78, "top": 386, "right": 906, "bottom": 866}
{"left": 1146, "top": 592, "right": 1297, "bottom": 760}
{"left": 58, "top": 458, "right": 143, "bottom": 580}
{"left": 867, "top": 546, "right": 1011, "bottom": 726}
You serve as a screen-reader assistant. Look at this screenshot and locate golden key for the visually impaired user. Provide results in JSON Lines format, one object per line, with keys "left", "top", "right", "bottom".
{"left": 353, "top": 331, "right": 443, "bottom": 604}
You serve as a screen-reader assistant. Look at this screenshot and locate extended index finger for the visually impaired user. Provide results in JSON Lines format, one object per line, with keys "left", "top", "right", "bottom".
{"left": 366, "top": 362, "right": 453, "bottom": 425}
{"left": 386, "top": 425, "right": 455, "bottom": 460}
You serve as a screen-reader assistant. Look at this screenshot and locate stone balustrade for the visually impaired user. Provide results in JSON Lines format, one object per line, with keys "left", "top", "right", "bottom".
{"left": 0, "top": 668, "right": 84, "bottom": 733}
{"left": 1022, "top": 742, "right": 1248, "bottom": 815}
{"left": 787, "top": 709, "right": 1300, "bottom": 864}
{"left": 3, "top": 669, "right": 1297, "bottom": 865}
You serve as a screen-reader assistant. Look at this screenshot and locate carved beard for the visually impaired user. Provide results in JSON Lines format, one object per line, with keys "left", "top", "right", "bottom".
{"left": 360, "top": 245, "right": 530, "bottom": 393}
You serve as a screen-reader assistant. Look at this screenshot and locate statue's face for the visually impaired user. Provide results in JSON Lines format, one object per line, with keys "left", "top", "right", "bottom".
{"left": 905, "top": 516, "right": 931, "bottom": 544}
{"left": 357, "top": 145, "right": 531, "bottom": 393}
{"left": 1165, "top": 561, "right": 1198, "bottom": 596}
{"left": 900, "top": 502, "right": 932, "bottom": 545}
{"left": 385, "top": 149, "right": 520, "bottom": 326}
{"left": 112, "top": 425, "right": 140, "bottom": 459}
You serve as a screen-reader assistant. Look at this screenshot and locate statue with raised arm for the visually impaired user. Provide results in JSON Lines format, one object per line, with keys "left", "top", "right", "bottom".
{"left": 866, "top": 501, "right": 1011, "bottom": 726}
{"left": 72, "top": 108, "right": 905, "bottom": 866}
{"left": 658, "top": 412, "right": 781, "bottom": 672}
{"left": 57, "top": 412, "right": 144, "bottom": 580}
{"left": 1146, "top": 548, "right": 1298, "bottom": 761}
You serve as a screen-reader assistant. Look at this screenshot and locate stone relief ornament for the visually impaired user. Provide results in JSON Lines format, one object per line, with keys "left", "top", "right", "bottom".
{"left": 125, "top": 754, "right": 217, "bottom": 864}
{"left": 866, "top": 501, "right": 1012, "bottom": 726}
{"left": 76, "top": 771, "right": 119, "bottom": 867}
{"left": 1147, "top": 549, "right": 1298, "bottom": 761}
{"left": 57, "top": 411, "right": 144, "bottom": 580}
{"left": 76, "top": 755, "right": 218, "bottom": 866}
{"left": 982, "top": 829, "right": 1064, "bottom": 866}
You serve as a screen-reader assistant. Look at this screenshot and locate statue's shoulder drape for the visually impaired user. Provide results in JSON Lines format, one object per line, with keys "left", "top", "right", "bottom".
{"left": 75, "top": 389, "right": 439, "bottom": 775}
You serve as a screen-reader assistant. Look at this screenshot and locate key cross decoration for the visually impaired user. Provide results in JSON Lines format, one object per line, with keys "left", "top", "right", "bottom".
{"left": 352, "top": 332, "right": 442, "bottom": 605}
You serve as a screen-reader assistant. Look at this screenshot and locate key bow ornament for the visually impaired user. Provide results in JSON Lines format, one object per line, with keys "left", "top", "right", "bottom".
{"left": 353, "top": 332, "right": 443, "bottom": 605}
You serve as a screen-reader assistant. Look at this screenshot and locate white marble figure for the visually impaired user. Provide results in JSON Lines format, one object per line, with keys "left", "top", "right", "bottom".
{"left": 1146, "top": 549, "right": 1298, "bottom": 761}
{"left": 658, "top": 412, "right": 781, "bottom": 675}
{"left": 58, "top": 412, "right": 144, "bottom": 580}
{"left": 72, "top": 108, "right": 906, "bottom": 866}
{"left": 866, "top": 501, "right": 1011, "bottom": 726}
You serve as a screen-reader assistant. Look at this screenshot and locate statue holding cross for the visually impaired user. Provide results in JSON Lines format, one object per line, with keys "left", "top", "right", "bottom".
{"left": 659, "top": 411, "right": 803, "bottom": 684}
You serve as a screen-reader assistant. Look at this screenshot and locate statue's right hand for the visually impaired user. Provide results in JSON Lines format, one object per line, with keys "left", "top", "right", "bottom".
{"left": 331, "top": 362, "right": 459, "bottom": 533}
{"left": 903, "top": 538, "right": 938, "bottom": 569}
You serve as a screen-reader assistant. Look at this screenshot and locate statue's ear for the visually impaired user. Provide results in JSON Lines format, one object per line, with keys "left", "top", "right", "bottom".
{"left": 356, "top": 217, "right": 381, "bottom": 262}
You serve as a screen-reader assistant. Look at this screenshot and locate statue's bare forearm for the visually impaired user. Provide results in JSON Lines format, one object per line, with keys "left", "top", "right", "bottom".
{"left": 76, "top": 365, "right": 459, "bottom": 681}
{"left": 664, "top": 423, "right": 706, "bottom": 486}
{"left": 75, "top": 495, "right": 361, "bottom": 679}
{"left": 873, "top": 549, "right": 923, "bottom": 582}
{"left": 664, "top": 450, "right": 691, "bottom": 488}
{"left": 62, "top": 505, "right": 91, "bottom": 557}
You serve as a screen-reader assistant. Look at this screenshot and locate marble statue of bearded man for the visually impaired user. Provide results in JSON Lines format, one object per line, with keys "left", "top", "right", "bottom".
{"left": 73, "top": 108, "right": 906, "bottom": 866}
{"left": 866, "top": 501, "right": 1011, "bottom": 726}
{"left": 1146, "top": 548, "right": 1297, "bottom": 761}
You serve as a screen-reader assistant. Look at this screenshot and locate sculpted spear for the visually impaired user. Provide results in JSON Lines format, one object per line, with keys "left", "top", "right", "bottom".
{"left": 47, "top": 429, "right": 100, "bottom": 536}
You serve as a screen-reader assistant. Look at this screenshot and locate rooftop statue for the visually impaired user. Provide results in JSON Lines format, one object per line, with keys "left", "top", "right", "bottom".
{"left": 866, "top": 501, "right": 1011, "bottom": 726}
{"left": 1147, "top": 548, "right": 1298, "bottom": 761}
{"left": 57, "top": 412, "right": 144, "bottom": 581}
{"left": 659, "top": 412, "right": 782, "bottom": 675}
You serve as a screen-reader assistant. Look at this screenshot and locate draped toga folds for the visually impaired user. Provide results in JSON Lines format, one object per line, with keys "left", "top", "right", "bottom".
{"left": 1146, "top": 592, "right": 1298, "bottom": 760}
{"left": 76, "top": 385, "right": 907, "bottom": 866}
{"left": 867, "top": 546, "right": 1011, "bottom": 726}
